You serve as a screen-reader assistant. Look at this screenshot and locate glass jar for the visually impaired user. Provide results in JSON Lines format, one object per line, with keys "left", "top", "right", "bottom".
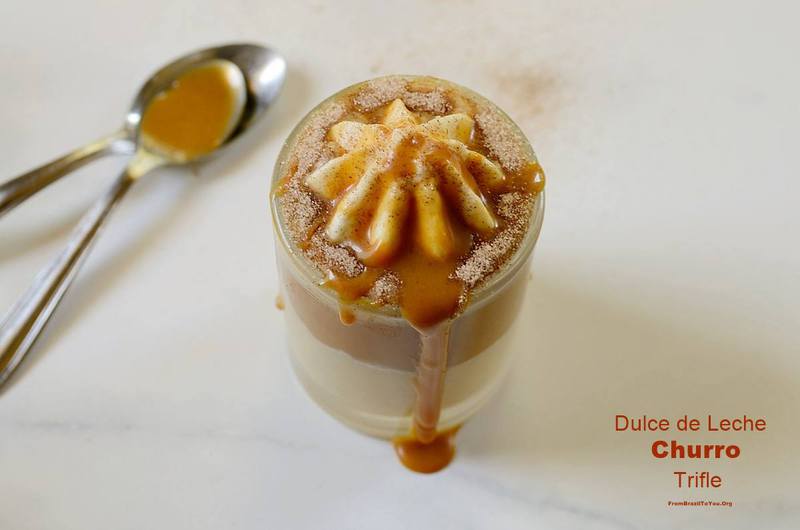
{"left": 270, "top": 76, "right": 544, "bottom": 439}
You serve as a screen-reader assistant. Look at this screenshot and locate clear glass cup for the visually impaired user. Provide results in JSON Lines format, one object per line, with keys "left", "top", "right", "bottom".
{"left": 270, "top": 77, "right": 544, "bottom": 439}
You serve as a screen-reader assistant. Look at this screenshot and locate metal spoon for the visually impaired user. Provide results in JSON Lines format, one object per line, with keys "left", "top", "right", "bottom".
{"left": 0, "top": 43, "right": 286, "bottom": 390}
{"left": 0, "top": 43, "right": 285, "bottom": 216}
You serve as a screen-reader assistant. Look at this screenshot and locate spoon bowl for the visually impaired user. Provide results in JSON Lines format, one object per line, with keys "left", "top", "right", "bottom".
{"left": 127, "top": 43, "right": 286, "bottom": 161}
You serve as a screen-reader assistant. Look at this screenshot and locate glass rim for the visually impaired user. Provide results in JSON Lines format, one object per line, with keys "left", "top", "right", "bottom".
{"left": 270, "top": 75, "right": 545, "bottom": 320}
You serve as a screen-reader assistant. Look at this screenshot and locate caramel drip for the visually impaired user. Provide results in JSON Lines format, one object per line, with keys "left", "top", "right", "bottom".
{"left": 391, "top": 250, "right": 464, "bottom": 328}
{"left": 393, "top": 426, "right": 460, "bottom": 474}
{"left": 326, "top": 270, "right": 381, "bottom": 325}
{"left": 325, "top": 269, "right": 382, "bottom": 302}
{"left": 275, "top": 294, "right": 285, "bottom": 310}
{"left": 325, "top": 133, "right": 471, "bottom": 328}
{"left": 338, "top": 306, "right": 356, "bottom": 325}
{"left": 325, "top": 213, "right": 469, "bottom": 329}
{"left": 508, "top": 161, "right": 546, "bottom": 193}
{"left": 412, "top": 324, "right": 451, "bottom": 442}
{"left": 140, "top": 63, "right": 239, "bottom": 159}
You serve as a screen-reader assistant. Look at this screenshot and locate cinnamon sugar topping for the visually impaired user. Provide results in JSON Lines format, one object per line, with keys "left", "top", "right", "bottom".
{"left": 455, "top": 192, "right": 534, "bottom": 287}
{"left": 401, "top": 88, "right": 449, "bottom": 114}
{"left": 279, "top": 178, "right": 322, "bottom": 243}
{"left": 352, "top": 77, "right": 406, "bottom": 111}
{"left": 352, "top": 77, "right": 449, "bottom": 114}
{"left": 275, "top": 76, "right": 543, "bottom": 315}
{"left": 367, "top": 271, "right": 401, "bottom": 305}
{"left": 306, "top": 232, "right": 364, "bottom": 278}
{"left": 292, "top": 102, "right": 346, "bottom": 178}
{"left": 475, "top": 107, "right": 529, "bottom": 172}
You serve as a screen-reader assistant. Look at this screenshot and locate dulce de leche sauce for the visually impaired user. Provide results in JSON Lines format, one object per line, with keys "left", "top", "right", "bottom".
{"left": 274, "top": 76, "right": 544, "bottom": 473}
{"left": 140, "top": 60, "right": 244, "bottom": 161}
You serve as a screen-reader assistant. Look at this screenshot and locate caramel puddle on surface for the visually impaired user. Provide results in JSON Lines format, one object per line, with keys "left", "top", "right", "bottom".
{"left": 393, "top": 426, "right": 460, "bottom": 474}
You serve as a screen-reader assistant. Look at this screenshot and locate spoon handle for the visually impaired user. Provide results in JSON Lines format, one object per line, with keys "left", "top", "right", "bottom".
{"left": 0, "top": 130, "right": 133, "bottom": 218}
{"left": 0, "top": 169, "right": 136, "bottom": 391}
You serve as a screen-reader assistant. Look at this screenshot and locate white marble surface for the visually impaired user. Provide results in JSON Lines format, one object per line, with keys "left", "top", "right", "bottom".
{"left": 1, "top": 1, "right": 799, "bottom": 529}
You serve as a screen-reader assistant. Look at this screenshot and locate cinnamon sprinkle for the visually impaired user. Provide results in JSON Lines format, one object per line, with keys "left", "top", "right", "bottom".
{"left": 454, "top": 192, "right": 534, "bottom": 287}
{"left": 474, "top": 106, "right": 528, "bottom": 172}
{"left": 276, "top": 76, "right": 541, "bottom": 305}
{"left": 280, "top": 178, "right": 322, "bottom": 244}
{"left": 306, "top": 232, "right": 364, "bottom": 278}
{"left": 401, "top": 88, "right": 449, "bottom": 114}
{"left": 367, "top": 271, "right": 401, "bottom": 305}
{"left": 292, "top": 101, "right": 346, "bottom": 178}
{"left": 353, "top": 77, "right": 449, "bottom": 114}
{"left": 352, "top": 77, "right": 406, "bottom": 111}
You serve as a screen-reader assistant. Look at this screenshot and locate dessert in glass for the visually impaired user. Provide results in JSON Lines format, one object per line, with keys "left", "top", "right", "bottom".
{"left": 271, "top": 76, "right": 544, "bottom": 472}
